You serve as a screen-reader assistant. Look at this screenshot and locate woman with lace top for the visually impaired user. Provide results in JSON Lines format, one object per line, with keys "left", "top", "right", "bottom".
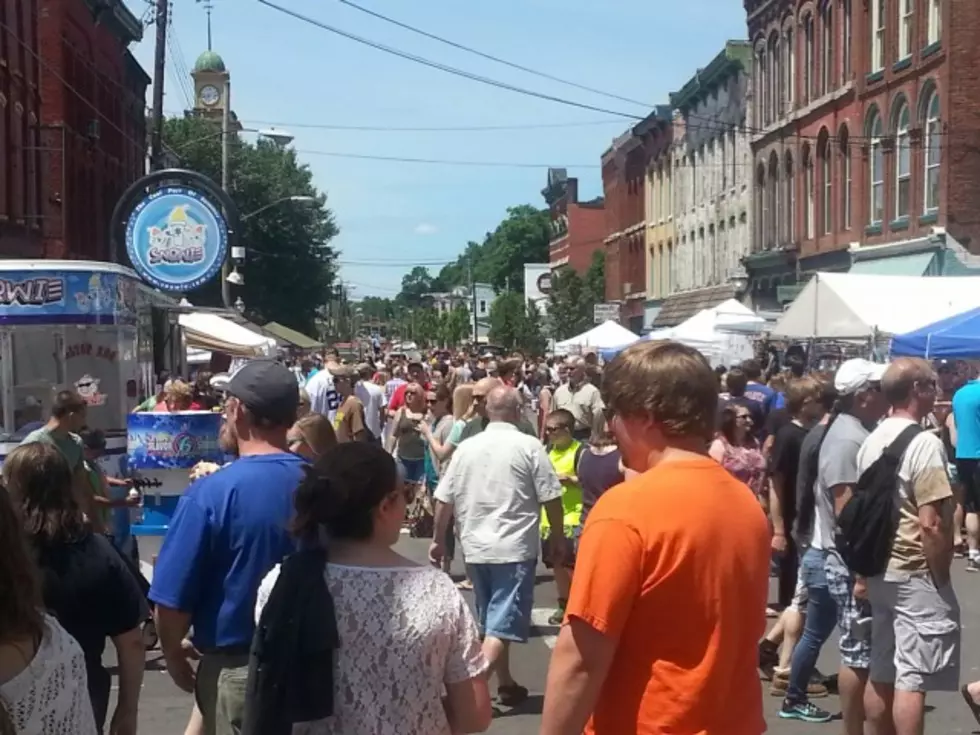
{"left": 255, "top": 442, "right": 492, "bottom": 734}
{"left": 0, "top": 484, "right": 97, "bottom": 734}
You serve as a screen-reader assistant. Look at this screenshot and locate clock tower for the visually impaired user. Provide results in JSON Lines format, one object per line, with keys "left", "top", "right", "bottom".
{"left": 190, "top": 50, "right": 241, "bottom": 129}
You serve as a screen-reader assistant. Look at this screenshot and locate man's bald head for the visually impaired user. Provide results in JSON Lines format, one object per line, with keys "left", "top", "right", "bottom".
{"left": 472, "top": 377, "right": 502, "bottom": 398}
{"left": 486, "top": 386, "right": 521, "bottom": 423}
{"left": 881, "top": 358, "right": 936, "bottom": 408}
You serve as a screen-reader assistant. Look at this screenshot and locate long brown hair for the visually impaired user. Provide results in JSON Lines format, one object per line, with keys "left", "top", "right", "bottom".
{"left": 292, "top": 414, "right": 338, "bottom": 458}
{"left": 4, "top": 443, "right": 86, "bottom": 544}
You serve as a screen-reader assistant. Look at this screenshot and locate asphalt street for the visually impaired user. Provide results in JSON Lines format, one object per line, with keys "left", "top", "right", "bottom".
{"left": 120, "top": 535, "right": 980, "bottom": 734}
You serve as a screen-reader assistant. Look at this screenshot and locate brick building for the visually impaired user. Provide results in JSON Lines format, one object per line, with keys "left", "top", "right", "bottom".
{"left": 745, "top": 0, "right": 980, "bottom": 309}
{"left": 0, "top": 0, "right": 43, "bottom": 256}
{"left": 542, "top": 168, "right": 605, "bottom": 275}
{"left": 635, "top": 105, "right": 673, "bottom": 327}
{"left": 601, "top": 129, "right": 648, "bottom": 334}
{"left": 39, "top": 0, "right": 149, "bottom": 261}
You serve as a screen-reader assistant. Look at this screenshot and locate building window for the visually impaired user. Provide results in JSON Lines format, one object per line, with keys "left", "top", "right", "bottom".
{"left": 770, "top": 33, "right": 781, "bottom": 123}
{"left": 803, "top": 14, "right": 814, "bottom": 103}
{"left": 894, "top": 101, "right": 911, "bottom": 218}
{"left": 872, "top": 0, "right": 885, "bottom": 72}
{"left": 769, "top": 153, "right": 780, "bottom": 247}
{"left": 821, "top": 3, "right": 833, "bottom": 96}
{"left": 785, "top": 28, "right": 795, "bottom": 111}
{"left": 803, "top": 145, "right": 814, "bottom": 239}
{"left": 665, "top": 242, "right": 673, "bottom": 294}
{"left": 756, "top": 163, "right": 767, "bottom": 249}
{"left": 819, "top": 132, "right": 832, "bottom": 235}
{"left": 842, "top": 0, "right": 852, "bottom": 81}
{"left": 899, "top": 0, "right": 914, "bottom": 59}
{"left": 868, "top": 109, "right": 884, "bottom": 224}
{"left": 479, "top": 300, "right": 487, "bottom": 314}
{"left": 840, "top": 125, "right": 852, "bottom": 230}
{"left": 928, "top": 0, "right": 941, "bottom": 44}
{"left": 785, "top": 153, "right": 795, "bottom": 242}
{"left": 924, "top": 91, "right": 941, "bottom": 212}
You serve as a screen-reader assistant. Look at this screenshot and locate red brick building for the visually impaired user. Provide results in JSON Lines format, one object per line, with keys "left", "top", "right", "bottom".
{"left": 542, "top": 168, "right": 605, "bottom": 275}
{"left": 39, "top": 0, "right": 149, "bottom": 260}
{"left": 601, "top": 130, "right": 648, "bottom": 333}
{"left": 0, "top": 0, "right": 43, "bottom": 256}
{"left": 745, "top": 0, "right": 980, "bottom": 308}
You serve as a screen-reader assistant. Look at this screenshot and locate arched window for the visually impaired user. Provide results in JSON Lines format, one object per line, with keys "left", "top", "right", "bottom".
{"left": 818, "top": 130, "right": 832, "bottom": 235}
{"left": 756, "top": 163, "right": 767, "bottom": 249}
{"left": 894, "top": 99, "right": 911, "bottom": 219}
{"left": 769, "top": 152, "right": 780, "bottom": 248}
{"left": 665, "top": 241, "right": 673, "bottom": 295}
{"left": 868, "top": 108, "right": 884, "bottom": 225}
{"left": 759, "top": 45, "right": 769, "bottom": 126}
{"left": 769, "top": 32, "right": 780, "bottom": 124}
{"left": 785, "top": 153, "right": 795, "bottom": 242}
{"left": 803, "top": 144, "right": 814, "bottom": 239}
{"left": 803, "top": 13, "right": 814, "bottom": 104}
{"left": 839, "top": 125, "right": 852, "bottom": 230}
{"left": 821, "top": 3, "right": 833, "bottom": 96}
{"left": 784, "top": 25, "right": 795, "bottom": 110}
{"left": 923, "top": 90, "right": 941, "bottom": 213}
{"left": 841, "top": 0, "right": 852, "bottom": 81}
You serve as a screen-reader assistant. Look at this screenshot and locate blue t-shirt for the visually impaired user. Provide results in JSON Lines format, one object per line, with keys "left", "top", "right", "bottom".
{"left": 744, "top": 381, "right": 774, "bottom": 412}
{"left": 148, "top": 453, "right": 306, "bottom": 649}
{"left": 953, "top": 381, "right": 980, "bottom": 460}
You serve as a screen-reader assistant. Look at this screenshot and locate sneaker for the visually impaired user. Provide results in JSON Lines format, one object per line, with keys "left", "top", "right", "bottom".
{"left": 967, "top": 559, "right": 980, "bottom": 573}
{"left": 779, "top": 700, "right": 833, "bottom": 723}
{"left": 547, "top": 607, "right": 565, "bottom": 626}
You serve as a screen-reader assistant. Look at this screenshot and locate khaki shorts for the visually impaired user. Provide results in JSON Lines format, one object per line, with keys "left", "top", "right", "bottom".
{"left": 195, "top": 652, "right": 249, "bottom": 735}
{"left": 866, "top": 573, "right": 961, "bottom": 692}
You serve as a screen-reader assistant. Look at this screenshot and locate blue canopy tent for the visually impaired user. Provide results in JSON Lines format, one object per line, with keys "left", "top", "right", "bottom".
{"left": 891, "top": 306, "right": 980, "bottom": 358}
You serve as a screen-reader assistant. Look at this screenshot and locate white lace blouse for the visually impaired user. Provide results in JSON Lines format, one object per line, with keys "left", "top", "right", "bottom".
{"left": 0, "top": 614, "right": 97, "bottom": 735}
{"left": 255, "top": 562, "right": 488, "bottom": 735}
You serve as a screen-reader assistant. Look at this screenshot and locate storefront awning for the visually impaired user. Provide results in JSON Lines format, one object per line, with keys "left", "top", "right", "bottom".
{"left": 179, "top": 313, "right": 277, "bottom": 357}
{"left": 261, "top": 322, "right": 323, "bottom": 350}
{"left": 849, "top": 251, "right": 936, "bottom": 277}
{"left": 651, "top": 284, "right": 736, "bottom": 328}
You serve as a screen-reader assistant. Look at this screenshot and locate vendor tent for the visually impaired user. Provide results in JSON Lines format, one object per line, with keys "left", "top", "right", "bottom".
{"left": 554, "top": 320, "right": 639, "bottom": 354}
{"left": 891, "top": 306, "right": 980, "bottom": 358}
{"left": 771, "top": 272, "right": 980, "bottom": 339}
{"left": 261, "top": 322, "right": 323, "bottom": 350}
{"left": 180, "top": 313, "right": 277, "bottom": 358}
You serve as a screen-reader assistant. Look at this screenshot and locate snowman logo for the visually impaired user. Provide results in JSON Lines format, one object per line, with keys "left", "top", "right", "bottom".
{"left": 75, "top": 374, "right": 107, "bottom": 406}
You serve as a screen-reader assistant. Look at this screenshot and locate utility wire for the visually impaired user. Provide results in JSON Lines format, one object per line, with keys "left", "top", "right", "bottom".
{"left": 243, "top": 118, "right": 628, "bottom": 132}
{"left": 333, "top": 0, "right": 651, "bottom": 109}
{"left": 256, "top": 0, "right": 644, "bottom": 120}
{"left": 297, "top": 149, "right": 598, "bottom": 168}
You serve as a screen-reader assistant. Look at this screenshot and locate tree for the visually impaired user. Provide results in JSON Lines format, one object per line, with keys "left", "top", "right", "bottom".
{"left": 488, "top": 292, "right": 525, "bottom": 350}
{"left": 482, "top": 205, "right": 551, "bottom": 292}
{"left": 518, "top": 300, "right": 547, "bottom": 355}
{"left": 442, "top": 304, "right": 471, "bottom": 347}
{"left": 161, "top": 116, "right": 338, "bottom": 334}
{"left": 585, "top": 249, "right": 606, "bottom": 304}
{"left": 548, "top": 268, "right": 588, "bottom": 340}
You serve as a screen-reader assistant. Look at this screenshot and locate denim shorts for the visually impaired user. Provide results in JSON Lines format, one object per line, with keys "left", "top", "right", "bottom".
{"left": 398, "top": 457, "right": 425, "bottom": 484}
{"left": 467, "top": 560, "right": 536, "bottom": 643}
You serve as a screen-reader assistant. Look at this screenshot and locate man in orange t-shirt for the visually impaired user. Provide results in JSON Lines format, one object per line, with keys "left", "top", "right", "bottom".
{"left": 541, "top": 340, "right": 770, "bottom": 735}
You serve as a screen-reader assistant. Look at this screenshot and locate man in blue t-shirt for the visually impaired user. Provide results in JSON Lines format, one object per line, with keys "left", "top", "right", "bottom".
{"left": 150, "top": 360, "right": 305, "bottom": 734}
{"left": 953, "top": 378, "right": 980, "bottom": 570}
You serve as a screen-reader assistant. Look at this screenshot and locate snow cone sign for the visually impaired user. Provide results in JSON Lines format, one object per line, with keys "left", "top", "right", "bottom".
{"left": 125, "top": 186, "right": 228, "bottom": 292}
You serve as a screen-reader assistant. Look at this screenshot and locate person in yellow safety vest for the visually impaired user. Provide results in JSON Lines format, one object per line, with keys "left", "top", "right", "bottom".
{"left": 541, "top": 409, "right": 585, "bottom": 626}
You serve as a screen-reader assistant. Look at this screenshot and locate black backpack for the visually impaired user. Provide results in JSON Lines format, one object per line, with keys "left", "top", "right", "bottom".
{"left": 836, "top": 424, "right": 922, "bottom": 577}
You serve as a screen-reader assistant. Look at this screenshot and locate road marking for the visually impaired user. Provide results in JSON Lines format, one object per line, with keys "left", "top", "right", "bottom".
{"left": 531, "top": 607, "right": 560, "bottom": 649}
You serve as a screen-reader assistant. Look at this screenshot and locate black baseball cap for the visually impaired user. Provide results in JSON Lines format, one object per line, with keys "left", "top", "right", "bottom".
{"left": 226, "top": 360, "right": 299, "bottom": 425}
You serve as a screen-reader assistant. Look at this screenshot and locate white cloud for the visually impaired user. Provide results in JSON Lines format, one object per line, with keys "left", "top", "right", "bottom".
{"left": 414, "top": 223, "right": 438, "bottom": 236}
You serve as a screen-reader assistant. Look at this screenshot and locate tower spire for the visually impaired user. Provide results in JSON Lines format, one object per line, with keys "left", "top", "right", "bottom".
{"left": 196, "top": 0, "right": 214, "bottom": 51}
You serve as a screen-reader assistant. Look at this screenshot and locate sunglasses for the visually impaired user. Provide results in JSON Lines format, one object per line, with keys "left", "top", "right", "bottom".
{"left": 545, "top": 424, "right": 569, "bottom": 433}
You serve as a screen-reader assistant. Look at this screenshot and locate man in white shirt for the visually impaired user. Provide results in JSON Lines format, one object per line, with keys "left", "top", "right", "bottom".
{"left": 430, "top": 386, "right": 564, "bottom": 707}
{"left": 858, "top": 358, "right": 958, "bottom": 735}
{"left": 304, "top": 349, "right": 341, "bottom": 422}
{"left": 552, "top": 356, "right": 604, "bottom": 441}
{"left": 354, "top": 363, "right": 385, "bottom": 443}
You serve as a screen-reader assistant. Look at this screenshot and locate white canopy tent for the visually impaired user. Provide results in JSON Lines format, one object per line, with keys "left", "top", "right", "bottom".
{"left": 772, "top": 272, "right": 980, "bottom": 339}
{"left": 179, "top": 313, "right": 277, "bottom": 358}
{"left": 554, "top": 320, "right": 639, "bottom": 355}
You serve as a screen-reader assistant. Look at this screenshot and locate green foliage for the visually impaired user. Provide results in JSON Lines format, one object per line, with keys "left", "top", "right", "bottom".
{"left": 548, "top": 253, "right": 606, "bottom": 341}
{"left": 161, "top": 116, "right": 337, "bottom": 334}
{"left": 442, "top": 304, "right": 472, "bottom": 346}
{"left": 489, "top": 293, "right": 546, "bottom": 354}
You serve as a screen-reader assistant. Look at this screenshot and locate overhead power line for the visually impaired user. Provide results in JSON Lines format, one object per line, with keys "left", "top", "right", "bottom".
{"left": 243, "top": 118, "right": 627, "bottom": 132}
{"left": 256, "top": 0, "right": 643, "bottom": 120}
{"left": 333, "top": 0, "right": 651, "bottom": 109}
{"left": 297, "top": 149, "right": 598, "bottom": 168}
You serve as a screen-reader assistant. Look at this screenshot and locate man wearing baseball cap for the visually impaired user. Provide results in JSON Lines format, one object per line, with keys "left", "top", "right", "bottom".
{"left": 150, "top": 360, "right": 306, "bottom": 735}
{"left": 780, "top": 359, "right": 889, "bottom": 726}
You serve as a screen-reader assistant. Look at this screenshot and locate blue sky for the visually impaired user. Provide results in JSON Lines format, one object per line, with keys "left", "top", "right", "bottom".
{"left": 127, "top": 0, "right": 747, "bottom": 298}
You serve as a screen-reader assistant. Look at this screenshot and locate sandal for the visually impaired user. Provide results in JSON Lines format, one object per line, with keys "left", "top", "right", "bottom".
{"left": 498, "top": 684, "right": 529, "bottom": 707}
{"left": 961, "top": 684, "right": 980, "bottom": 725}
{"left": 456, "top": 579, "right": 473, "bottom": 591}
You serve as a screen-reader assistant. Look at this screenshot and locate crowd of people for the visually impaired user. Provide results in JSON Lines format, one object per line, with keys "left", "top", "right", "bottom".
{"left": 0, "top": 338, "right": 975, "bottom": 735}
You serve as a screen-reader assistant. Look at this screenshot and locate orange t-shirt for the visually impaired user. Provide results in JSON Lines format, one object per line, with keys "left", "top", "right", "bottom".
{"left": 566, "top": 456, "right": 770, "bottom": 735}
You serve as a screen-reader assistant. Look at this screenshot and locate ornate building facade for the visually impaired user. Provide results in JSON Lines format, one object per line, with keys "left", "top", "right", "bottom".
{"left": 654, "top": 41, "right": 753, "bottom": 327}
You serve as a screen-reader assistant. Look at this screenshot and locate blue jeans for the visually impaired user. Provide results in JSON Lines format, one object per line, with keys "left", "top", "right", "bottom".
{"left": 467, "top": 560, "right": 536, "bottom": 643}
{"left": 787, "top": 547, "right": 838, "bottom": 703}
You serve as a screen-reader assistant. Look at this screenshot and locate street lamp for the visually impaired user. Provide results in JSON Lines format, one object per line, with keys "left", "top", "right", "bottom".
{"left": 241, "top": 195, "right": 315, "bottom": 221}
{"left": 257, "top": 127, "right": 295, "bottom": 146}
{"left": 223, "top": 195, "right": 315, "bottom": 291}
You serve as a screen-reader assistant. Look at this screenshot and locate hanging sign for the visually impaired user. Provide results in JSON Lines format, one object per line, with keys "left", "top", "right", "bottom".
{"left": 125, "top": 186, "right": 228, "bottom": 292}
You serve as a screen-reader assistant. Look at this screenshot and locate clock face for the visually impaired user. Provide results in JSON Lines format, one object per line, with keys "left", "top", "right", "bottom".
{"left": 200, "top": 85, "right": 220, "bottom": 106}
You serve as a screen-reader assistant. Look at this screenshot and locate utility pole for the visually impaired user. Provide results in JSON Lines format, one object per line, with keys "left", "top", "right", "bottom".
{"left": 220, "top": 77, "right": 232, "bottom": 307}
{"left": 148, "top": 0, "right": 169, "bottom": 170}
{"left": 468, "top": 256, "right": 478, "bottom": 346}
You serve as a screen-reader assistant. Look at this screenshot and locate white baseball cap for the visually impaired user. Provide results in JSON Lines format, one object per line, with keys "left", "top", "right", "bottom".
{"left": 834, "top": 359, "right": 887, "bottom": 396}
